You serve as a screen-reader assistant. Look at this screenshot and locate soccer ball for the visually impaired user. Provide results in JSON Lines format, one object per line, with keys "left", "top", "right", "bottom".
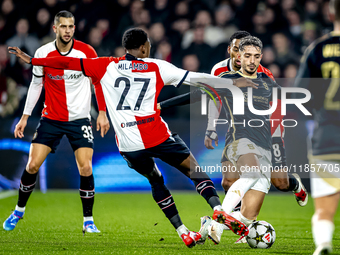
{"left": 246, "top": 220, "right": 276, "bottom": 249}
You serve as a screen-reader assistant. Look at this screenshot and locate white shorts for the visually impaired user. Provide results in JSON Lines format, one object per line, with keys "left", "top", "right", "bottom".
{"left": 226, "top": 138, "right": 271, "bottom": 194}
{"left": 310, "top": 157, "right": 340, "bottom": 198}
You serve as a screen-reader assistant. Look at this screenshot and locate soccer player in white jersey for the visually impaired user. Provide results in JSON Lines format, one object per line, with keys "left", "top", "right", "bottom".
{"left": 3, "top": 11, "right": 110, "bottom": 233}
{"left": 8, "top": 28, "right": 260, "bottom": 247}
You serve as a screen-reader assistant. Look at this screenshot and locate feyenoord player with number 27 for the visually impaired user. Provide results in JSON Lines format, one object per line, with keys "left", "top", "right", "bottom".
{"left": 8, "top": 28, "right": 259, "bottom": 247}
{"left": 3, "top": 11, "right": 110, "bottom": 234}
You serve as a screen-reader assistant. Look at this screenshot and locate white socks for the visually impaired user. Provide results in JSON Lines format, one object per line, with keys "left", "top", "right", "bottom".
{"left": 15, "top": 205, "right": 25, "bottom": 212}
{"left": 230, "top": 211, "right": 254, "bottom": 227}
{"left": 222, "top": 173, "right": 260, "bottom": 214}
{"left": 176, "top": 224, "right": 189, "bottom": 237}
{"left": 213, "top": 205, "right": 223, "bottom": 211}
{"left": 312, "top": 216, "right": 334, "bottom": 247}
{"left": 84, "top": 216, "right": 94, "bottom": 222}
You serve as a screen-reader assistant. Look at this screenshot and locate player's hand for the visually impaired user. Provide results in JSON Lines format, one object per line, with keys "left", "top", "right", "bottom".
{"left": 234, "top": 77, "right": 258, "bottom": 89}
{"left": 157, "top": 103, "right": 161, "bottom": 110}
{"left": 8, "top": 46, "right": 32, "bottom": 64}
{"left": 204, "top": 130, "right": 218, "bottom": 149}
{"left": 14, "top": 115, "right": 29, "bottom": 138}
{"left": 96, "top": 111, "right": 110, "bottom": 137}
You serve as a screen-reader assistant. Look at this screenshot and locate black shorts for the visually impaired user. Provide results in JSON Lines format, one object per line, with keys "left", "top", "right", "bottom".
{"left": 120, "top": 133, "right": 190, "bottom": 175}
{"left": 32, "top": 117, "right": 94, "bottom": 153}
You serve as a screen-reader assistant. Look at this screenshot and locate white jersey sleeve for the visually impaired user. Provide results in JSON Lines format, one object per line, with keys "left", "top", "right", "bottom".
{"left": 152, "top": 59, "right": 189, "bottom": 87}
{"left": 23, "top": 76, "right": 43, "bottom": 116}
{"left": 32, "top": 47, "right": 44, "bottom": 77}
{"left": 23, "top": 46, "right": 46, "bottom": 116}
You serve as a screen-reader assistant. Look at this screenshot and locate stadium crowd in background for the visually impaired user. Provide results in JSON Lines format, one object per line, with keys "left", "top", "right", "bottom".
{"left": 0, "top": 0, "right": 332, "bottom": 118}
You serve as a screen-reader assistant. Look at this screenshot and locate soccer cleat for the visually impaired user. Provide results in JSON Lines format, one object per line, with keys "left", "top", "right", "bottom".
{"left": 82, "top": 221, "right": 100, "bottom": 233}
{"left": 235, "top": 236, "right": 247, "bottom": 244}
{"left": 292, "top": 173, "right": 308, "bottom": 206}
{"left": 181, "top": 231, "right": 202, "bottom": 248}
{"left": 212, "top": 210, "right": 249, "bottom": 237}
{"left": 313, "top": 243, "right": 332, "bottom": 255}
{"left": 197, "top": 216, "right": 212, "bottom": 244}
{"left": 208, "top": 220, "right": 224, "bottom": 244}
{"left": 3, "top": 210, "right": 24, "bottom": 231}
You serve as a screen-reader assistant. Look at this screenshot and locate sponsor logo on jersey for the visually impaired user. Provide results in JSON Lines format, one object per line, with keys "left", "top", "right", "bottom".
{"left": 47, "top": 73, "right": 83, "bottom": 80}
{"left": 121, "top": 117, "right": 155, "bottom": 128}
{"left": 118, "top": 62, "right": 149, "bottom": 71}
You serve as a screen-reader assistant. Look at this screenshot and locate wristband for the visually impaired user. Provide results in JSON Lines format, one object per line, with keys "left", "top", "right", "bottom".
{"left": 205, "top": 130, "right": 218, "bottom": 141}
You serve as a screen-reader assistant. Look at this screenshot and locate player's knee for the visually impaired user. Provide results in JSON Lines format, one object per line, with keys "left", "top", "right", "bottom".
{"left": 221, "top": 178, "right": 238, "bottom": 192}
{"left": 144, "top": 166, "right": 164, "bottom": 185}
{"left": 26, "top": 162, "right": 40, "bottom": 174}
{"left": 79, "top": 165, "right": 92, "bottom": 176}
{"left": 271, "top": 178, "right": 289, "bottom": 191}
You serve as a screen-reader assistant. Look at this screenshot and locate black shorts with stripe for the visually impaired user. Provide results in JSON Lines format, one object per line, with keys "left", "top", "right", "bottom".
{"left": 32, "top": 117, "right": 94, "bottom": 153}
{"left": 120, "top": 133, "right": 190, "bottom": 175}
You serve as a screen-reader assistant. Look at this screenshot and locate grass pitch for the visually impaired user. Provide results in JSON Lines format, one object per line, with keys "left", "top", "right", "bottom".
{"left": 0, "top": 191, "right": 339, "bottom": 255}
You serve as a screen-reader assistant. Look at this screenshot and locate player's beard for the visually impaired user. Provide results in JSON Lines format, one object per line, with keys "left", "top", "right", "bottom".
{"left": 242, "top": 63, "right": 257, "bottom": 75}
{"left": 245, "top": 67, "right": 256, "bottom": 75}
{"left": 59, "top": 34, "right": 73, "bottom": 46}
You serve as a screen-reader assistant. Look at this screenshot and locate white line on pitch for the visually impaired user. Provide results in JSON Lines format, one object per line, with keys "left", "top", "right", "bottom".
{"left": 0, "top": 190, "right": 16, "bottom": 200}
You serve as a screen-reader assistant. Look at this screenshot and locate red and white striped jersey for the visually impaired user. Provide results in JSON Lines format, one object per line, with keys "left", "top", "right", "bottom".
{"left": 80, "top": 54, "right": 189, "bottom": 152}
{"left": 32, "top": 54, "right": 231, "bottom": 151}
{"left": 28, "top": 39, "right": 104, "bottom": 121}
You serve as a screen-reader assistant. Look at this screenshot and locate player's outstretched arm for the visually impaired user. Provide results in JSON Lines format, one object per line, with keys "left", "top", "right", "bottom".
{"left": 8, "top": 46, "right": 83, "bottom": 71}
{"left": 8, "top": 46, "right": 32, "bottom": 64}
{"left": 159, "top": 89, "right": 202, "bottom": 110}
{"left": 96, "top": 110, "right": 110, "bottom": 137}
{"left": 14, "top": 115, "right": 29, "bottom": 138}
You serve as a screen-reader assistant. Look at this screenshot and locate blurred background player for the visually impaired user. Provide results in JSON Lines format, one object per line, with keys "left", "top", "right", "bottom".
{"left": 295, "top": 0, "right": 340, "bottom": 254}
{"left": 9, "top": 28, "right": 255, "bottom": 247}
{"left": 3, "top": 11, "right": 110, "bottom": 233}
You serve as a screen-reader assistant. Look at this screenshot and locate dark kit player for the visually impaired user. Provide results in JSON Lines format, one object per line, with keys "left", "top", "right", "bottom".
{"left": 295, "top": 0, "right": 340, "bottom": 253}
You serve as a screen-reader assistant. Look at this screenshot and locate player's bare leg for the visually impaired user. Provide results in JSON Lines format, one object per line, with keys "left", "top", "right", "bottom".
{"left": 240, "top": 190, "right": 265, "bottom": 221}
{"left": 312, "top": 192, "right": 340, "bottom": 255}
{"left": 221, "top": 160, "right": 239, "bottom": 191}
{"left": 271, "top": 170, "right": 308, "bottom": 206}
{"left": 74, "top": 147, "right": 99, "bottom": 233}
{"left": 271, "top": 169, "right": 289, "bottom": 190}
{"left": 3, "top": 143, "right": 51, "bottom": 231}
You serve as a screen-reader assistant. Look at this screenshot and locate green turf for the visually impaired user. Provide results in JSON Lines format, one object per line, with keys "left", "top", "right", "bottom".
{"left": 0, "top": 191, "right": 339, "bottom": 255}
